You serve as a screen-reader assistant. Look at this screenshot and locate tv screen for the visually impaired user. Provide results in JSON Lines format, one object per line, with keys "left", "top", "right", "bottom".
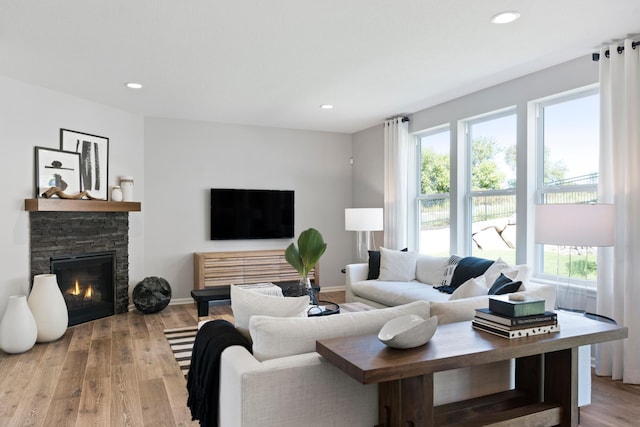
{"left": 210, "top": 189, "right": 294, "bottom": 240}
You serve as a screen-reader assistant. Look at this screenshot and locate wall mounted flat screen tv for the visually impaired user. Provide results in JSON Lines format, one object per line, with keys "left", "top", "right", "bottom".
{"left": 210, "top": 188, "right": 294, "bottom": 240}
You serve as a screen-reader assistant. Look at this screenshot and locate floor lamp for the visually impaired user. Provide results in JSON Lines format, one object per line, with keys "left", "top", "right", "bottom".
{"left": 345, "top": 208, "right": 384, "bottom": 262}
{"left": 535, "top": 203, "right": 615, "bottom": 409}
{"left": 534, "top": 203, "right": 615, "bottom": 311}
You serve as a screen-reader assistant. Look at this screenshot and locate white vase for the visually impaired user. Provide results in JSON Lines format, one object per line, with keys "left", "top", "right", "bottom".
{"left": 28, "top": 274, "right": 68, "bottom": 342}
{"left": 0, "top": 295, "right": 38, "bottom": 353}
{"left": 111, "top": 185, "right": 123, "bottom": 202}
{"left": 120, "top": 176, "right": 134, "bottom": 201}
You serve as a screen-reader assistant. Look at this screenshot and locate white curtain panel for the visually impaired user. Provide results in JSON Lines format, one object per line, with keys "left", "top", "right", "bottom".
{"left": 383, "top": 117, "right": 409, "bottom": 250}
{"left": 597, "top": 39, "right": 640, "bottom": 384}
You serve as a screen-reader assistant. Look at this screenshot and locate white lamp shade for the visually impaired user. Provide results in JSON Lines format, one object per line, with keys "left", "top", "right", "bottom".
{"left": 535, "top": 204, "right": 614, "bottom": 247}
{"left": 345, "top": 208, "right": 383, "bottom": 231}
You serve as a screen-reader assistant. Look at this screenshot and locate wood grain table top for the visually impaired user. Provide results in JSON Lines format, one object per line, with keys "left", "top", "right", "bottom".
{"left": 316, "top": 311, "right": 628, "bottom": 385}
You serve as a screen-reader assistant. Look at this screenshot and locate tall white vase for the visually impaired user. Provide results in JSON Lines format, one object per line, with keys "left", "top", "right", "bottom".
{"left": 0, "top": 295, "right": 38, "bottom": 353}
{"left": 28, "top": 274, "right": 68, "bottom": 342}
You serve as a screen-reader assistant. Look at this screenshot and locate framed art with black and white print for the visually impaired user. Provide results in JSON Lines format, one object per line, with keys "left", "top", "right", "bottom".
{"left": 35, "top": 147, "right": 81, "bottom": 198}
{"left": 60, "top": 129, "right": 109, "bottom": 200}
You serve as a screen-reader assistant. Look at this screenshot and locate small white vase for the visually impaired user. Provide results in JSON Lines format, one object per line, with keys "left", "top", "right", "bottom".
{"left": 0, "top": 295, "right": 38, "bottom": 353}
{"left": 120, "top": 176, "right": 134, "bottom": 201}
{"left": 111, "top": 186, "right": 123, "bottom": 202}
{"left": 28, "top": 274, "right": 68, "bottom": 342}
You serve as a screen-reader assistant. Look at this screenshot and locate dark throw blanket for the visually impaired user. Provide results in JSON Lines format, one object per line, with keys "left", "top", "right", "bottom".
{"left": 186, "top": 319, "right": 252, "bottom": 427}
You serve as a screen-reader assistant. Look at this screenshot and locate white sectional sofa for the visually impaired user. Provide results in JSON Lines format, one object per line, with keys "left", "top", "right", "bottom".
{"left": 214, "top": 252, "right": 590, "bottom": 426}
{"left": 218, "top": 300, "right": 513, "bottom": 427}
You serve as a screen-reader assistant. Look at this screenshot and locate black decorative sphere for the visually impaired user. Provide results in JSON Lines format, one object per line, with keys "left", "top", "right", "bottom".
{"left": 133, "top": 276, "right": 172, "bottom": 314}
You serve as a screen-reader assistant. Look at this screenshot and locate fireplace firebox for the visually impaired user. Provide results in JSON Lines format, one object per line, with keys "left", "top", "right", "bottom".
{"left": 51, "top": 252, "right": 115, "bottom": 326}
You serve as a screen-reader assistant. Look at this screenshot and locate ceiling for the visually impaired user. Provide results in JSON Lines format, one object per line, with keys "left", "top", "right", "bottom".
{"left": 1, "top": 1, "right": 639, "bottom": 134}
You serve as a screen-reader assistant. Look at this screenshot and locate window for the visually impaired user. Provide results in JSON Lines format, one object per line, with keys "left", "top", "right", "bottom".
{"left": 416, "top": 127, "right": 450, "bottom": 255}
{"left": 409, "top": 82, "right": 600, "bottom": 301}
{"left": 465, "top": 110, "right": 517, "bottom": 264}
{"left": 535, "top": 88, "right": 600, "bottom": 285}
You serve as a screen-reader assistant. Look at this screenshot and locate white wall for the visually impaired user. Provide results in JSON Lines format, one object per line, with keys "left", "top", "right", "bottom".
{"left": 144, "top": 117, "right": 354, "bottom": 300}
{"left": 409, "top": 56, "right": 598, "bottom": 134}
{"left": 0, "top": 75, "right": 145, "bottom": 317}
{"left": 352, "top": 123, "right": 384, "bottom": 207}
{"left": 350, "top": 123, "right": 385, "bottom": 254}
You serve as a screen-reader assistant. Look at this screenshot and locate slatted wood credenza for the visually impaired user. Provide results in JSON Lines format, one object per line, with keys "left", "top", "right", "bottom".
{"left": 193, "top": 249, "right": 318, "bottom": 290}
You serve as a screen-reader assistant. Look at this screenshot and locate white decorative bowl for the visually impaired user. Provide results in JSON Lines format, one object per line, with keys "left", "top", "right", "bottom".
{"left": 378, "top": 314, "right": 438, "bottom": 349}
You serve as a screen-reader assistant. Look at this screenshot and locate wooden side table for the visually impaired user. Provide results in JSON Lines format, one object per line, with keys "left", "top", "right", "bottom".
{"left": 317, "top": 311, "right": 627, "bottom": 427}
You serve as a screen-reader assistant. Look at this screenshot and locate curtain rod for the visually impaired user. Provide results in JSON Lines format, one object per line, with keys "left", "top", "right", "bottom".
{"left": 592, "top": 41, "right": 639, "bottom": 61}
{"left": 384, "top": 116, "right": 410, "bottom": 123}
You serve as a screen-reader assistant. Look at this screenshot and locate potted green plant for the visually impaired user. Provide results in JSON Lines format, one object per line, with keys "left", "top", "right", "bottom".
{"left": 285, "top": 228, "right": 327, "bottom": 304}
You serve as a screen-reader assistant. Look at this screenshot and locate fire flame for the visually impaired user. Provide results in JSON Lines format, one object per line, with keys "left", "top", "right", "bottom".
{"left": 67, "top": 280, "right": 94, "bottom": 299}
{"left": 70, "top": 279, "right": 81, "bottom": 296}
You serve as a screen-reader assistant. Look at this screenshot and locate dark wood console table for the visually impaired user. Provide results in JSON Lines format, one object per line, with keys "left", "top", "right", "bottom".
{"left": 316, "top": 311, "right": 627, "bottom": 427}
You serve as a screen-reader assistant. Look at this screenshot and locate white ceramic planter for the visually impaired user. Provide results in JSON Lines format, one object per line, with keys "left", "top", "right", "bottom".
{"left": 28, "top": 274, "right": 68, "bottom": 342}
{"left": 0, "top": 295, "right": 38, "bottom": 353}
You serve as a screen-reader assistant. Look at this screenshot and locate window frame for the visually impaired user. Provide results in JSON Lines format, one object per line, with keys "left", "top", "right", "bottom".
{"left": 463, "top": 107, "right": 518, "bottom": 258}
{"left": 533, "top": 85, "right": 600, "bottom": 286}
{"left": 414, "top": 125, "right": 451, "bottom": 255}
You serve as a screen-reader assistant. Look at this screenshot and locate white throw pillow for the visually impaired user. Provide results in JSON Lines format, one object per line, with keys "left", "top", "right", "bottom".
{"left": 502, "top": 264, "right": 530, "bottom": 284}
{"left": 249, "top": 300, "right": 430, "bottom": 361}
{"left": 230, "top": 284, "right": 309, "bottom": 338}
{"left": 415, "top": 254, "right": 449, "bottom": 285}
{"left": 482, "top": 257, "right": 510, "bottom": 289}
{"left": 441, "top": 255, "right": 462, "bottom": 286}
{"left": 449, "top": 277, "right": 487, "bottom": 300}
{"left": 378, "top": 247, "right": 418, "bottom": 281}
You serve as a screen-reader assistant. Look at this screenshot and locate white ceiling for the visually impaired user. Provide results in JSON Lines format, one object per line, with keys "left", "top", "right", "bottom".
{"left": 1, "top": 1, "right": 639, "bottom": 134}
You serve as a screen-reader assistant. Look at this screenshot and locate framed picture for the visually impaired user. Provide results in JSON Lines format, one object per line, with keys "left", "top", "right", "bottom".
{"left": 35, "top": 147, "right": 81, "bottom": 198}
{"left": 60, "top": 129, "right": 109, "bottom": 200}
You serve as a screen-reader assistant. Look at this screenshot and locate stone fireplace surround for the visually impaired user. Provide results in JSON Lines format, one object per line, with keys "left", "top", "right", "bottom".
{"left": 29, "top": 211, "right": 130, "bottom": 314}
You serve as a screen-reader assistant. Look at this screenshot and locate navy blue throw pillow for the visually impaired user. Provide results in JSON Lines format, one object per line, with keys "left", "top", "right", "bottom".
{"left": 488, "top": 273, "right": 522, "bottom": 295}
{"left": 448, "top": 256, "right": 494, "bottom": 290}
{"left": 488, "top": 273, "right": 513, "bottom": 294}
{"left": 367, "top": 250, "right": 381, "bottom": 279}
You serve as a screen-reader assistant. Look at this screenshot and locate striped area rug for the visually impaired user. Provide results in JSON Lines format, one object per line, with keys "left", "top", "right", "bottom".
{"left": 164, "top": 326, "right": 198, "bottom": 378}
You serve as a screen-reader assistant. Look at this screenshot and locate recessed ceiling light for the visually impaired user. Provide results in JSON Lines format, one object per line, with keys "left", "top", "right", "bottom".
{"left": 490, "top": 11, "right": 520, "bottom": 24}
{"left": 125, "top": 82, "right": 143, "bottom": 89}
{"left": 320, "top": 104, "right": 334, "bottom": 110}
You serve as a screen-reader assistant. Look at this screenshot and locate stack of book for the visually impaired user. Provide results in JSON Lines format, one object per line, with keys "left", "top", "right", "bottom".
{"left": 472, "top": 295, "right": 559, "bottom": 339}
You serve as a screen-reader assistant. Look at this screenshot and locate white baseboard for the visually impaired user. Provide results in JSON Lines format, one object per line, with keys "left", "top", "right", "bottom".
{"left": 130, "top": 288, "right": 346, "bottom": 312}
{"left": 128, "top": 297, "right": 194, "bottom": 311}
{"left": 169, "top": 297, "right": 195, "bottom": 305}
{"left": 320, "top": 285, "right": 345, "bottom": 292}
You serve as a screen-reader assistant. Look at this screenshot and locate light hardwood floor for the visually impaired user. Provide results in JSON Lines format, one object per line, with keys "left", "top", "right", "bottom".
{"left": 0, "top": 291, "right": 637, "bottom": 426}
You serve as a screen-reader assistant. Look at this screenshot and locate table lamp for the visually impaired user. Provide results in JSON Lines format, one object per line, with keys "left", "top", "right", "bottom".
{"left": 345, "top": 208, "right": 384, "bottom": 262}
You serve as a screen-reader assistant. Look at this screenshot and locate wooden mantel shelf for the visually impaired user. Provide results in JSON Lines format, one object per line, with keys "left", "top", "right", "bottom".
{"left": 24, "top": 198, "right": 141, "bottom": 212}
